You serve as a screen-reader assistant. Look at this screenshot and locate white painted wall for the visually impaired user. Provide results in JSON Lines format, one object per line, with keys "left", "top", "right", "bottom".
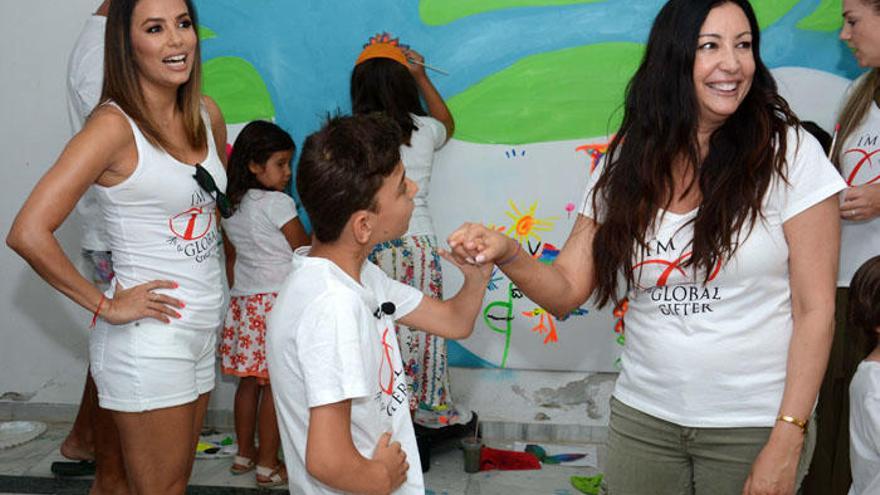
{"left": 0, "top": 0, "right": 101, "bottom": 405}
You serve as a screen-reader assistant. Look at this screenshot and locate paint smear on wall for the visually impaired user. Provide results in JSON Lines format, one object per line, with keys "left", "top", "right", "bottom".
{"left": 449, "top": 42, "right": 644, "bottom": 144}
{"left": 751, "top": 0, "right": 800, "bottom": 29}
{"left": 203, "top": 57, "right": 275, "bottom": 124}
{"left": 796, "top": 0, "right": 844, "bottom": 32}
{"left": 419, "top": 0, "right": 604, "bottom": 26}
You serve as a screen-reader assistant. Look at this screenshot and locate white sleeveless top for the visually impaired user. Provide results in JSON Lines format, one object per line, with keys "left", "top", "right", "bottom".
{"left": 94, "top": 102, "right": 226, "bottom": 331}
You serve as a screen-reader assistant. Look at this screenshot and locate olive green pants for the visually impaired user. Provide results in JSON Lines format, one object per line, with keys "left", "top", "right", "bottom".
{"left": 603, "top": 398, "right": 816, "bottom": 495}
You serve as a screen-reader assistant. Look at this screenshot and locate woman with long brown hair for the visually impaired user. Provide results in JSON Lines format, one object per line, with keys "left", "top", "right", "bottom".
{"left": 449, "top": 0, "right": 845, "bottom": 493}
{"left": 7, "top": 0, "right": 227, "bottom": 492}
{"left": 805, "top": 1, "right": 880, "bottom": 492}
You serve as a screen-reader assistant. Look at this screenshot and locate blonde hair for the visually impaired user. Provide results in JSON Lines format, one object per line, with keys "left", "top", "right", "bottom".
{"left": 833, "top": 70, "right": 880, "bottom": 166}
{"left": 100, "top": 0, "right": 206, "bottom": 151}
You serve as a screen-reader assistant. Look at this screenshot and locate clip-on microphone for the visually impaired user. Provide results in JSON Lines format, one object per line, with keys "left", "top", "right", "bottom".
{"left": 373, "top": 301, "right": 396, "bottom": 319}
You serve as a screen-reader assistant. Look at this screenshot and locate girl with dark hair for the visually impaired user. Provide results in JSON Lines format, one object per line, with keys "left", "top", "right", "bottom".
{"left": 350, "top": 38, "right": 465, "bottom": 433}
{"left": 7, "top": 0, "right": 228, "bottom": 492}
{"left": 846, "top": 255, "right": 880, "bottom": 494}
{"left": 449, "top": 0, "right": 846, "bottom": 493}
{"left": 220, "top": 120, "right": 307, "bottom": 487}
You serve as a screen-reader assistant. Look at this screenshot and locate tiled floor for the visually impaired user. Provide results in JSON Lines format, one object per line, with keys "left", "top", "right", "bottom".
{"left": 0, "top": 422, "right": 605, "bottom": 494}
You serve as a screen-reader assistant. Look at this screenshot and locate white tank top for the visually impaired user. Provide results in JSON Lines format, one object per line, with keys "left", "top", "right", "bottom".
{"left": 94, "top": 102, "right": 226, "bottom": 331}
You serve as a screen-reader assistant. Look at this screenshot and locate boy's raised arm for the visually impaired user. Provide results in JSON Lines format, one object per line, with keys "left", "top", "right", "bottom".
{"left": 398, "top": 249, "right": 492, "bottom": 340}
{"left": 306, "top": 400, "right": 408, "bottom": 495}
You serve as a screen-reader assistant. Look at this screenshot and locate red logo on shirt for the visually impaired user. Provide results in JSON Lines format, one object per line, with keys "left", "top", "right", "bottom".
{"left": 632, "top": 251, "right": 722, "bottom": 289}
{"left": 169, "top": 207, "right": 213, "bottom": 241}
{"left": 379, "top": 327, "right": 395, "bottom": 396}
{"left": 844, "top": 148, "right": 880, "bottom": 186}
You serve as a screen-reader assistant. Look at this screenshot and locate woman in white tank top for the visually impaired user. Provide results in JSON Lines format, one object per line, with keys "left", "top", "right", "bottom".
{"left": 7, "top": 0, "right": 228, "bottom": 492}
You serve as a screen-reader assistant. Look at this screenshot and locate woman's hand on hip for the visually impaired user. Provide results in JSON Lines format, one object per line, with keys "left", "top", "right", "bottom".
{"left": 103, "top": 280, "right": 184, "bottom": 325}
{"left": 840, "top": 183, "right": 880, "bottom": 221}
{"left": 742, "top": 425, "right": 804, "bottom": 495}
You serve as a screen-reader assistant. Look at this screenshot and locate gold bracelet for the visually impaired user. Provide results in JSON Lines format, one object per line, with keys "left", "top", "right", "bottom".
{"left": 776, "top": 414, "right": 808, "bottom": 432}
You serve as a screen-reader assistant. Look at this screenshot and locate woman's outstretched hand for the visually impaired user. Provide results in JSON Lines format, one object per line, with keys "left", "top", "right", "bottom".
{"left": 447, "top": 222, "right": 516, "bottom": 266}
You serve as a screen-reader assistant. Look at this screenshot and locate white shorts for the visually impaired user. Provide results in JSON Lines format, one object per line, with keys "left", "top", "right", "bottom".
{"left": 89, "top": 319, "right": 216, "bottom": 412}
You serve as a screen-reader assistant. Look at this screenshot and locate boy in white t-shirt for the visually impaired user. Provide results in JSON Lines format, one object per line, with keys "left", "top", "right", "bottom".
{"left": 848, "top": 255, "right": 880, "bottom": 495}
{"left": 266, "top": 114, "right": 491, "bottom": 495}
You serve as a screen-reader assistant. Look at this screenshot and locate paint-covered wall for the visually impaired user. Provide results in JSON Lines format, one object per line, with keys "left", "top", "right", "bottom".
{"left": 0, "top": 0, "right": 864, "bottom": 423}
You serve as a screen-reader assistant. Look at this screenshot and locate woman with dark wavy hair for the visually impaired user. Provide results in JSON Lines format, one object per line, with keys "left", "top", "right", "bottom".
{"left": 449, "top": 0, "right": 845, "bottom": 493}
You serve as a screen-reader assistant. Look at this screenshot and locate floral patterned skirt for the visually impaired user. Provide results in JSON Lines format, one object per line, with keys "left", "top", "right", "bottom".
{"left": 369, "top": 235, "right": 468, "bottom": 428}
{"left": 219, "top": 292, "right": 275, "bottom": 385}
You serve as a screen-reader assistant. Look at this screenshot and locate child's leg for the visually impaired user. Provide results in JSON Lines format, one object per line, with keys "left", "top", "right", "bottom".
{"left": 255, "top": 384, "right": 281, "bottom": 468}
{"left": 234, "top": 378, "right": 260, "bottom": 460}
{"left": 61, "top": 373, "right": 96, "bottom": 461}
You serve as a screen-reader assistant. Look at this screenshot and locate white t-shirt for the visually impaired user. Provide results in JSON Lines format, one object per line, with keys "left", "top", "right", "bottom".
{"left": 67, "top": 15, "right": 109, "bottom": 251}
{"left": 848, "top": 360, "right": 880, "bottom": 495}
{"left": 401, "top": 114, "right": 447, "bottom": 237}
{"left": 266, "top": 248, "right": 425, "bottom": 495}
{"left": 221, "top": 189, "right": 298, "bottom": 295}
{"left": 581, "top": 127, "right": 846, "bottom": 427}
{"left": 838, "top": 99, "right": 880, "bottom": 286}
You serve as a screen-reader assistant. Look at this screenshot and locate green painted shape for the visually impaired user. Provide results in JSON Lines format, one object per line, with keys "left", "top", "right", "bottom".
{"left": 198, "top": 25, "right": 217, "bottom": 40}
{"left": 796, "top": 0, "right": 843, "bottom": 32}
{"left": 749, "top": 0, "right": 800, "bottom": 29}
{"left": 449, "top": 42, "right": 643, "bottom": 144}
{"left": 202, "top": 57, "right": 275, "bottom": 124}
{"left": 419, "top": 0, "right": 603, "bottom": 26}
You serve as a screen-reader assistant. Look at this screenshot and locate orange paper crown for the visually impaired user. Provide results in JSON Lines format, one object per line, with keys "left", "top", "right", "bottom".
{"left": 355, "top": 32, "right": 409, "bottom": 67}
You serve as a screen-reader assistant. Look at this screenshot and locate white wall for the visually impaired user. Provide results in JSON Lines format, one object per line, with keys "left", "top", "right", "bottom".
{"left": 0, "top": 0, "right": 101, "bottom": 405}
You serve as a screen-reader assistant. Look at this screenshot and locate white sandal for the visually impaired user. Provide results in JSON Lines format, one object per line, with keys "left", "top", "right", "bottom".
{"left": 256, "top": 463, "right": 288, "bottom": 488}
{"left": 229, "top": 455, "right": 255, "bottom": 475}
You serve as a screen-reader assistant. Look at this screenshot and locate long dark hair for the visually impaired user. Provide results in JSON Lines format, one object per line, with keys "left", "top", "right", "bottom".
{"left": 591, "top": 0, "right": 798, "bottom": 307}
{"left": 226, "top": 120, "right": 295, "bottom": 209}
{"left": 351, "top": 58, "right": 426, "bottom": 144}
{"left": 102, "top": 0, "right": 205, "bottom": 151}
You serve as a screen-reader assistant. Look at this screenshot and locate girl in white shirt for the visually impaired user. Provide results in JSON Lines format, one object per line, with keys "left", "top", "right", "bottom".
{"left": 220, "top": 120, "right": 308, "bottom": 487}
{"left": 350, "top": 37, "right": 463, "bottom": 432}
{"left": 847, "top": 255, "right": 880, "bottom": 495}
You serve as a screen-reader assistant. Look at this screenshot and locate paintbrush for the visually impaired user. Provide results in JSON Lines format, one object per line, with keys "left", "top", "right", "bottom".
{"left": 408, "top": 58, "right": 449, "bottom": 76}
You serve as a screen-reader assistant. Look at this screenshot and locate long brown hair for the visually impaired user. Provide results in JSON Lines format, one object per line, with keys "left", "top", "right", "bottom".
{"left": 832, "top": 70, "right": 880, "bottom": 166}
{"left": 101, "top": 0, "right": 206, "bottom": 151}
{"left": 590, "top": 0, "right": 798, "bottom": 308}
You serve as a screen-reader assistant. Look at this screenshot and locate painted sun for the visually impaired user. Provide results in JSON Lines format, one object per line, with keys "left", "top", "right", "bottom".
{"left": 504, "top": 200, "right": 557, "bottom": 244}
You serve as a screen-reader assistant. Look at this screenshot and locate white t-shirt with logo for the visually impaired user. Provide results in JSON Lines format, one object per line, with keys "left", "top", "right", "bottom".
{"left": 848, "top": 360, "right": 880, "bottom": 495}
{"left": 266, "top": 248, "right": 425, "bottom": 495}
{"left": 221, "top": 189, "right": 298, "bottom": 295}
{"left": 581, "top": 127, "right": 846, "bottom": 427}
{"left": 401, "top": 114, "right": 447, "bottom": 237}
{"left": 839, "top": 99, "right": 880, "bottom": 286}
